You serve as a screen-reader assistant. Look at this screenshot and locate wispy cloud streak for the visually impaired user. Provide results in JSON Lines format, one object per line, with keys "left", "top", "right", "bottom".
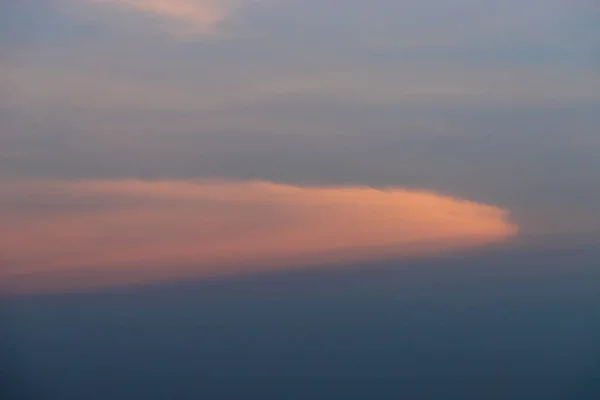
{"left": 86, "top": 0, "right": 240, "bottom": 35}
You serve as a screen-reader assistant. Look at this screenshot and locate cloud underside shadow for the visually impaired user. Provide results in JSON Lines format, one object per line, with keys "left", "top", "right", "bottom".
{"left": 0, "top": 180, "right": 518, "bottom": 294}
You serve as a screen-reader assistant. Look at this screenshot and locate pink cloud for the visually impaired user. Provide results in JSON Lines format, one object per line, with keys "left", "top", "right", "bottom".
{"left": 0, "top": 179, "right": 518, "bottom": 294}
{"left": 87, "top": 0, "right": 239, "bottom": 35}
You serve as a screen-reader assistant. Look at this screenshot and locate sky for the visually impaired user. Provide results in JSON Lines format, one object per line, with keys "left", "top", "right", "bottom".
{"left": 1, "top": 0, "right": 600, "bottom": 398}
{"left": 1, "top": 0, "right": 599, "bottom": 292}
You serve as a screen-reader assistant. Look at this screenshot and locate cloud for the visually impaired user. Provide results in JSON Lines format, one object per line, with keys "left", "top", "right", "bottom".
{"left": 86, "top": 0, "right": 240, "bottom": 35}
{"left": 3, "top": 63, "right": 599, "bottom": 125}
{"left": 0, "top": 179, "right": 518, "bottom": 294}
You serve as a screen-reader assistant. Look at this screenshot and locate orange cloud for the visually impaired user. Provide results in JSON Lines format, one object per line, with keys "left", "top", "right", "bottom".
{"left": 0, "top": 180, "right": 518, "bottom": 294}
{"left": 88, "top": 0, "right": 238, "bottom": 34}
